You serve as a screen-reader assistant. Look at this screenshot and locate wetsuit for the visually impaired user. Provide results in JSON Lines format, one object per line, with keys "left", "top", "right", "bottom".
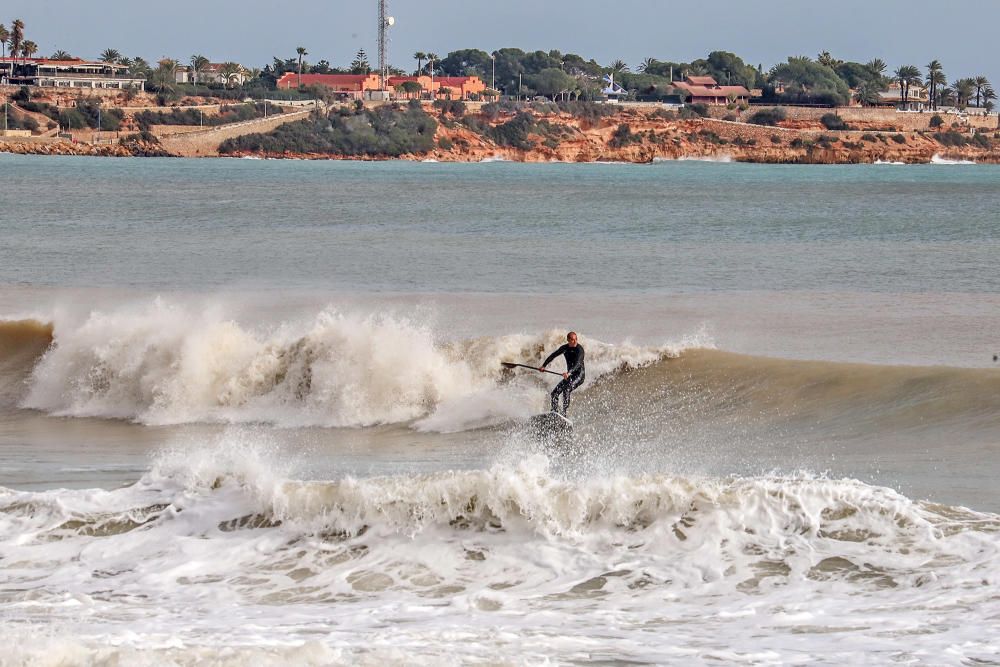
{"left": 543, "top": 344, "right": 585, "bottom": 415}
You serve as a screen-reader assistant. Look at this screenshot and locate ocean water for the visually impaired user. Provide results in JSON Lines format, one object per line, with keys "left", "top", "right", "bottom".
{"left": 1, "top": 154, "right": 1000, "bottom": 665}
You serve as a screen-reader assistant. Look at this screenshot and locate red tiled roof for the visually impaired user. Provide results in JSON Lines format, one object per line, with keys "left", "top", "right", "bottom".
{"left": 686, "top": 75, "right": 717, "bottom": 86}
{"left": 682, "top": 84, "right": 751, "bottom": 98}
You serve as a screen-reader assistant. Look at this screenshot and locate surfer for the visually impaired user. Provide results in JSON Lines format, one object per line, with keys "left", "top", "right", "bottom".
{"left": 540, "top": 332, "right": 585, "bottom": 415}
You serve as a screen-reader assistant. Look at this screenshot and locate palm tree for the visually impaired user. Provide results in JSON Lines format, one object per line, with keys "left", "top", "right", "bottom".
{"left": 866, "top": 58, "right": 887, "bottom": 76}
{"left": 972, "top": 76, "right": 990, "bottom": 108}
{"left": 296, "top": 46, "right": 307, "bottom": 87}
{"left": 9, "top": 19, "right": 24, "bottom": 67}
{"left": 925, "top": 61, "right": 946, "bottom": 110}
{"left": 939, "top": 86, "right": 955, "bottom": 107}
{"left": 413, "top": 51, "right": 426, "bottom": 76}
{"left": 190, "top": 54, "right": 209, "bottom": 85}
{"left": 637, "top": 57, "right": 658, "bottom": 73}
{"left": 50, "top": 49, "right": 73, "bottom": 60}
{"left": 982, "top": 87, "right": 997, "bottom": 114}
{"left": 817, "top": 51, "right": 841, "bottom": 68}
{"left": 219, "top": 62, "right": 242, "bottom": 88}
{"left": 894, "top": 65, "right": 921, "bottom": 105}
{"left": 151, "top": 58, "right": 178, "bottom": 93}
{"left": 426, "top": 53, "right": 439, "bottom": 76}
{"left": 855, "top": 82, "right": 883, "bottom": 107}
{"left": 0, "top": 24, "right": 9, "bottom": 61}
{"left": 609, "top": 59, "right": 629, "bottom": 74}
{"left": 100, "top": 48, "right": 122, "bottom": 64}
{"left": 129, "top": 56, "right": 151, "bottom": 78}
{"left": 953, "top": 78, "right": 975, "bottom": 108}
{"left": 20, "top": 40, "right": 37, "bottom": 61}
{"left": 117, "top": 56, "right": 132, "bottom": 68}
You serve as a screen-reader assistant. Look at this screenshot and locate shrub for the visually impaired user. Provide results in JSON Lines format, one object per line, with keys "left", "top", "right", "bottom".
{"left": 790, "top": 137, "right": 805, "bottom": 148}
{"left": 971, "top": 133, "right": 992, "bottom": 149}
{"left": 219, "top": 105, "right": 438, "bottom": 157}
{"left": 936, "top": 131, "right": 967, "bottom": 147}
{"left": 722, "top": 113, "right": 738, "bottom": 122}
{"left": 820, "top": 113, "right": 849, "bottom": 131}
{"left": 890, "top": 134, "right": 906, "bottom": 144}
{"left": 609, "top": 123, "right": 642, "bottom": 148}
{"left": 438, "top": 136, "right": 454, "bottom": 150}
{"left": 748, "top": 108, "right": 787, "bottom": 126}
{"left": 687, "top": 103, "right": 709, "bottom": 117}
{"left": 58, "top": 108, "right": 89, "bottom": 129}
{"left": 929, "top": 114, "right": 944, "bottom": 129}
{"left": 860, "top": 133, "right": 876, "bottom": 142}
{"left": 489, "top": 112, "right": 537, "bottom": 150}
{"left": 770, "top": 134, "right": 782, "bottom": 144}
{"left": 558, "top": 100, "right": 616, "bottom": 124}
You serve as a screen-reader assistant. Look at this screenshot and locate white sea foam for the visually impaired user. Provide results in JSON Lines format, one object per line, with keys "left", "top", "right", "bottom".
{"left": 930, "top": 154, "right": 976, "bottom": 164}
{"left": 21, "top": 300, "right": 696, "bottom": 429}
{"left": 2, "top": 439, "right": 999, "bottom": 665}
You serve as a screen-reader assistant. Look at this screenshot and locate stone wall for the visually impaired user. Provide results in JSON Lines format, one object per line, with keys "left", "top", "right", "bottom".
{"left": 160, "top": 109, "right": 313, "bottom": 157}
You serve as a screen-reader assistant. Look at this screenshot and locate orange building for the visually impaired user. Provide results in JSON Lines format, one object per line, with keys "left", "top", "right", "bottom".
{"left": 276, "top": 71, "right": 486, "bottom": 101}
{"left": 434, "top": 76, "right": 486, "bottom": 100}
{"left": 275, "top": 73, "right": 381, "bottom": 98}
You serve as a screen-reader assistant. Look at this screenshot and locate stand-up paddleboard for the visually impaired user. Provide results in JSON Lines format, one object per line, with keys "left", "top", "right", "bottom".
{"left": 529, "top": 411, "right": 573, "bottom": 436}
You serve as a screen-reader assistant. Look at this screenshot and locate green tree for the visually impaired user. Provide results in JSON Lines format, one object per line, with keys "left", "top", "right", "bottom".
{"left": 396, "top": 80, "right": 423, "bottom": 98}
{"left": 528, "top": 67, "right": 575, "bottom": 100}
{"left": 50, "top": 49, "right": 73, "bottom": 60}
{"left": 425, "top": 53, "right": 439, "bottom": 76}
{"left": 190, "top": 54, "right": 209, "bottom": 85}
{"left": 608, "top": 59, "right": 629, "bottom": 73}
{"left": 129, "top": 57, "right": 151, "bottom": 78}
{"left": 439, "top": 49, "right": 491, "bottom": 77}
{"left": 351, "top": 48, "right": 370, "bottom": 75}
{"left": 150, "top": 58, "right": 178, "bottom": 93}
{"left": 817, "top": 51, "right": 842, "bottom": 68}
{"left": 638, "top": 58, "right": 658, "bottom": 73}
{"left": 9, "top": 19, "right": 24, "bottom": 66}
{"left": 219, "top": 62, "right": 242, "bottom": 88}
{"left": 100, "top": 48, "right": 121, "bottom": 64}
{"left": 413, "top": 51, "right": 425, "bottom": 76}
{"left": 866, "top": 59, "right": 887, "bottom": 77}
{"left": 854, "top": 82, "right": 884, "bottom": 106}
{"left": 20, "top": 40, "right": 37, "bottom": 61}
{"left": 893, "top": 65, "right": 921, "bottom": 104}
{"left": 953, "top": 78, "right": 975, "bottom": 108}
{"left": 0, "top": 24, "right": 8, "bottom": 60}
{"left": 768, "top": 57, "right": 851, "bottom": 106}
{"left": 296, "top": 46, "right": 308, "bottom": 86}
{"left": 925, "top": 61, "right": 946, "bottom": 110}
{"left": 973, "top": 76, "right": 990, "bottom": 108}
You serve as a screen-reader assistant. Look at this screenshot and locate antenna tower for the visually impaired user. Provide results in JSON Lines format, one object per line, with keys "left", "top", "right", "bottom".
{"left": 378, "top": 0, "right": 389, "bottom": 90}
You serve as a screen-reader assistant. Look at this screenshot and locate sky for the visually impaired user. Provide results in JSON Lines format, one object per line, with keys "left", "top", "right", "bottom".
{"left": 9, "top": 1, "right": 998, "bottom": 85}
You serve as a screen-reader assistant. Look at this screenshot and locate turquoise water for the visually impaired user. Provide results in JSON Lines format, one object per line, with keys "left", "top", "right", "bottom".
{"left": 3, "top": 155, "right": 1000, "bottom": 293}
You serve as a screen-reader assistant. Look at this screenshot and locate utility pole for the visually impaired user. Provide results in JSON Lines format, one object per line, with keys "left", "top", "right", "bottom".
{"left": 377, "top": 0, "right": 394, "bottom": 94}
{"left": 491, "top": 53, "right": 495, "bottom": 92}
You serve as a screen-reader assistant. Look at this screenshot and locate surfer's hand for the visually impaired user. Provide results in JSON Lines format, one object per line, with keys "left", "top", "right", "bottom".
{"left": 562, "top": 372, "right": 569, "bottom": 379}
{"left": 539, "top": 367, "right": 545, "bottom": 372}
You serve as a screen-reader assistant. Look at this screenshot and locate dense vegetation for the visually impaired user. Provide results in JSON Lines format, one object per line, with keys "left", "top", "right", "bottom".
{"left": 218, "top": 105, "right": 437, "bottom": 156}
{"left": 135, "top": 103, "right": 267, "bottom": 129}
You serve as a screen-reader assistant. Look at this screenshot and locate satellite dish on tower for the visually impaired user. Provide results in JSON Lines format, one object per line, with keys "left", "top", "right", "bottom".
{"left": 386, "top": 16, "right": 395, "bottom": 26}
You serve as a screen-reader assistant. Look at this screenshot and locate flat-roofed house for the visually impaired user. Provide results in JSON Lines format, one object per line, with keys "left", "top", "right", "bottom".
{"left": 0, "top": 58, "right": 145, "bottom": 89}
{"left": 275, "top": 72, "right": 381, "bottom": 98}
{"left": 433, "top": 76, "right": 486, "bottom": 100}
{"left": 671, "top": 75, "right": 752, "bottom": 105}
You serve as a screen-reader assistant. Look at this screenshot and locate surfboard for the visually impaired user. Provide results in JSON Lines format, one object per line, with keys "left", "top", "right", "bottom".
{"left": 528, "top": 411, "right": 574, "bottom": 435}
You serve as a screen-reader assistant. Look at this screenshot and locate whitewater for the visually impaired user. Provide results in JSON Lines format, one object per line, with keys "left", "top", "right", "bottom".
{"left": 3, "top": 156, "right": 1000, "bottom": 664}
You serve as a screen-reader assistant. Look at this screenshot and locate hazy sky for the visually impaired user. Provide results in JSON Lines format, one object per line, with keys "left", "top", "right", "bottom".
{"left": 10, "top": 1, "right": 998, "bottom": 84}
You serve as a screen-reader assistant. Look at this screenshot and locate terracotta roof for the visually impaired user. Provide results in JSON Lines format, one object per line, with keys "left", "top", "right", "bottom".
{"left": 435, "top": 76, "right": 481, "bottom": 86}
{"left": 683, "top": 85, "right": 751, "bottom": 98}
{"left": 686, "top": 75, "right": 717, "bottom": 86}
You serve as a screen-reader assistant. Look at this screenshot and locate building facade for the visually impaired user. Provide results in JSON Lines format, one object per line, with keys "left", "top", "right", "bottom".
{"left": 0, "top": 58, "right": 145, "bottom": 90}
{"left": 671, "top": 75, "right": 753, "bottom": 105}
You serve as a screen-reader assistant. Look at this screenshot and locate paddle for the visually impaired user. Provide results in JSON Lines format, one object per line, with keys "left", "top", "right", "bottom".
{"left": 501, "top": 362, "right": 564, "bottom": 377}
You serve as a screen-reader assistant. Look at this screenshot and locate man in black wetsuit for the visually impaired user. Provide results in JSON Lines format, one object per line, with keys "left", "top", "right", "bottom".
{"left": 540, "top": 331, "right": 585, "bottom": 416}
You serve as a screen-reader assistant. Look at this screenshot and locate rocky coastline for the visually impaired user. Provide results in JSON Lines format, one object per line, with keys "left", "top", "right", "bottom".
{"left": 3, "top": 105, "right": 998, "bottom": 164}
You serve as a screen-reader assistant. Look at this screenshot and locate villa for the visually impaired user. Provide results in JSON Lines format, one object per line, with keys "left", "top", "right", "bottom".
{"left": 0, "top": 57, "right": 145, "bottom": 90}
{"left": 671, "top": 75, "right": 752, "bottom": 105}
{"left": 175, "top": 63, "right": 249, "bottom": 87}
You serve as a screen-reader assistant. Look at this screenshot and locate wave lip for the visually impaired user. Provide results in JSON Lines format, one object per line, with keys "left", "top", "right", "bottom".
{"left": 11, "top": 301, "right": 692, "bottom": 429}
